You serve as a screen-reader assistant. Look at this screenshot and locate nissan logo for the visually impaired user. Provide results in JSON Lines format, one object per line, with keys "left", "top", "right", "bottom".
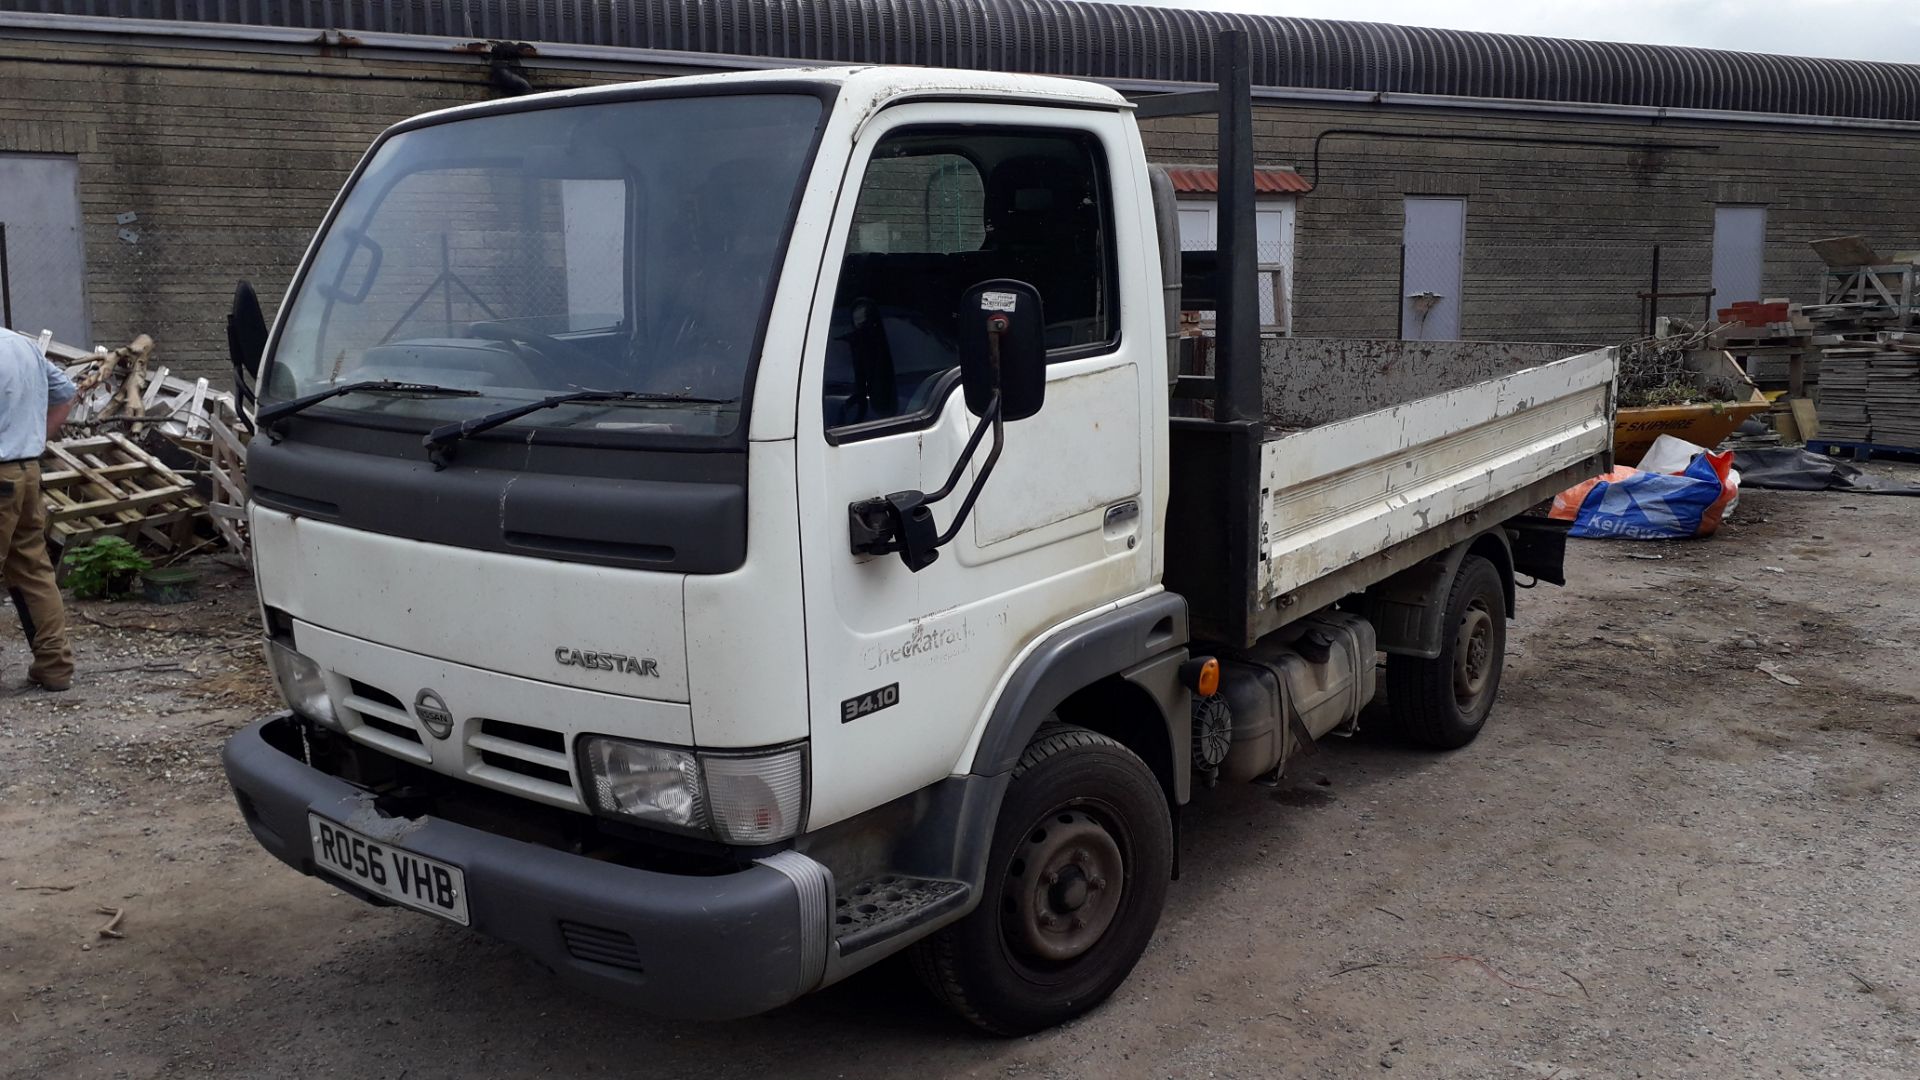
{"left": 414, "top": 689, "right": 455, "bottom": 740}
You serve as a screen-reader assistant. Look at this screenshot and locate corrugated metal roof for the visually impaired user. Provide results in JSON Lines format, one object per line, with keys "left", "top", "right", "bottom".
{"left": 6, "top": 0, "right": 1920, "bottom": 122}
{"left": 1166, "top": 167, "right": 1310, "bottom": 195}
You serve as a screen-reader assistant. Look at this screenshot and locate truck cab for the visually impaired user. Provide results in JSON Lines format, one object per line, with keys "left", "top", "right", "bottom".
{"left": 224, "top": 57, "right": 1612, "bottom": 1035}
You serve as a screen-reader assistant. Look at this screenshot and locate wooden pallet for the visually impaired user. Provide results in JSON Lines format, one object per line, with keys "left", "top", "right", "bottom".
{"left": 205, "top": 410, "right": 250, "bottom": 558}
{"left": 40, "top": 433, "right": 205, "bottom": 552}
{"left": 1819, "top": 440, "right": 1920, "bottom": 462}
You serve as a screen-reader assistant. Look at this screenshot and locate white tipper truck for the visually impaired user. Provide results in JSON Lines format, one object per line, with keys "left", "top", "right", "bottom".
{"left": 222, "top": 32, "right": 1615, "bottom": 1034}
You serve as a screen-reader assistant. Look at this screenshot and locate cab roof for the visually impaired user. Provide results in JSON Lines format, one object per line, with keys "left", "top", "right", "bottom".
{"left": 394, "top": 65, "right": 1130, "bottom": 134}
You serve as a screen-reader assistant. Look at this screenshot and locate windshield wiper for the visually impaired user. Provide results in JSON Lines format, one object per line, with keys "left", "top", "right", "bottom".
{"left": 421, "top": 389, "right": 730, "bottom": 468}
{"left": 257, "top": 380, "right": 481, "bottom": 431}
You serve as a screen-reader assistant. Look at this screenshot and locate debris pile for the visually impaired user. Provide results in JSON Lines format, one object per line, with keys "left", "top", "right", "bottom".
{"left": 1612, "top": 328, "right": 1772, "bottom": 465}
{"left": 35, "top": 332, "right": 252, "bottom": 563}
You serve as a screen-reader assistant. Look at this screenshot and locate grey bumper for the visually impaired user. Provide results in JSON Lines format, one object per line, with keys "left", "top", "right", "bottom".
{"left": 222, "top": 714, "right": 832, "bottom": 1021}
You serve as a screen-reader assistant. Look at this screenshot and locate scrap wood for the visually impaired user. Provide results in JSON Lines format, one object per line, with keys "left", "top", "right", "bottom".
{"left": 205, "top": 408, "right": 250, "bottom": 558}
{"left": 63, "top": 337, "right": 236, "bottom": 443}
{"left": 13, "top": 884, "right": 76, "bottom": 893}
{"left": 95, "top": 906, "right": 125, "bottom": 939}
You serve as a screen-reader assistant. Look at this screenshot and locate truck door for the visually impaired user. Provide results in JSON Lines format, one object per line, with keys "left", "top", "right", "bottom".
{"left": 794, "top": 103, "right": 1164, "bottom": 828}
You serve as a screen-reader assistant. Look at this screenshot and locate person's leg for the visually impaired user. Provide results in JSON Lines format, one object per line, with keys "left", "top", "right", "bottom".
{"left": 0, "top": 463, "right": 74, "bottom": 689}
{"left": 0, "top": 466, "right": 22, "bottom": 680}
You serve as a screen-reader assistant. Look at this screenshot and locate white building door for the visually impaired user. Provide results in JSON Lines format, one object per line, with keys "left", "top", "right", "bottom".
{"left": 1176, "top": 197, "right": 1294, "bottom": 333}
{"left": 1712, "top": 205, "right": 1767, "bottom": 313}
{"left": 1402, "top": 197, "right": 1465, "bottom": 341}
{"left": 0, "top": 154, "right": 89, "bottom": 345}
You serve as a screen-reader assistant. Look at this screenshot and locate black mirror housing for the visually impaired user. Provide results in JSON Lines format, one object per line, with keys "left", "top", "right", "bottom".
{"left": 227, "top": 280, "right": 268, "bottom": 410}
{"left": 959, "top": 279, "right": 1046, "bottom": 422}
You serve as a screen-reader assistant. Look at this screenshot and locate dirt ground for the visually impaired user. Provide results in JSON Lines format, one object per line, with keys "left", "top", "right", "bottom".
{"left": 4, "top": 481, "right": 1918, "bottom": 1080}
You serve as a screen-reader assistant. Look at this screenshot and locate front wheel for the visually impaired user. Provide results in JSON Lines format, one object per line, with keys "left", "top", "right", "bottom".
{"left": 1383, "top": 553, "right": 1508, "bottom": 749}
{"left": 911, "top": 725, "right": 1172, "bottom": 1035}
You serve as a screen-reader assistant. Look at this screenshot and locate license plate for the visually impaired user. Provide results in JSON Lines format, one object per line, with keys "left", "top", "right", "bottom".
{"left": 308, "top": 814, "right": 470, "bottom": 926}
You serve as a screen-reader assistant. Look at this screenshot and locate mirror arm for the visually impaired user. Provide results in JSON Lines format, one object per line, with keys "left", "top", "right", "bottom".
{"left": 847, "top": 394, "right": 1003, "bottom": 573}
{"left": 924, "top": 393, "right": 1000, "bottom": 505}
{"left": 933, "top": 406, "right": 1004, "bottom": 548}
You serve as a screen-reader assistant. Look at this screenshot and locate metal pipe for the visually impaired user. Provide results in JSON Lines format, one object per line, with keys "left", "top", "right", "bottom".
{"left": 1213, "top": 29, "right": 1260, "bottom": 427}
{"left": 1648, "top": 244, "right": 1661, "bottom": 336}
{"left": 0, "top": 222, "right": 11, "bottom": 330}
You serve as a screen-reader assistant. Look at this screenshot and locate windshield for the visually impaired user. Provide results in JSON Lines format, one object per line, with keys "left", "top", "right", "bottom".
{"left": 263, "top": 93, "right": 824, "bottom": 440}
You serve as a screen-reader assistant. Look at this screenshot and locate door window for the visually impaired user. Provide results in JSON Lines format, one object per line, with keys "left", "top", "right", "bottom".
{"left": 825, "top": 126, "right": 1117, "bottom": 435}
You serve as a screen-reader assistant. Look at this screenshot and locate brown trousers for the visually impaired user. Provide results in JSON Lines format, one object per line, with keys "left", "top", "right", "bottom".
{"left": 0, "top": 460, "right": 74, "bottom": 686}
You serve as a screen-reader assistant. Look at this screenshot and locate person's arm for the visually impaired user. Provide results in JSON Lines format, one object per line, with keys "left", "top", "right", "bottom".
{"left": 44, "top": 356, "right": 77, "bottom": 441}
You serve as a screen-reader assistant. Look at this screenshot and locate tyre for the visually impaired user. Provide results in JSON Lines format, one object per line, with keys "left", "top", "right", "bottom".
{"left": 1383, "top": 553, "right": 1507, "bottom": 750}
{"left": 911, "top": 724, "right": 1172, "bottom": 1035}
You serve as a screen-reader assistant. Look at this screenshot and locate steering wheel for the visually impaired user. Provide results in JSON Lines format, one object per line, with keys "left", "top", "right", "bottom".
{"left": 465, "top": 321, "right": 628, "bottom": 386}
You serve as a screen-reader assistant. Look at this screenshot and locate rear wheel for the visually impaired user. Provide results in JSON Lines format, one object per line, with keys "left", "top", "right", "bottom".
{"left": 911, "top": 724, "right": 1172, "bottom": 1035}
{"left": 1384, "top": 554, "right": 1507, "bottom": 749}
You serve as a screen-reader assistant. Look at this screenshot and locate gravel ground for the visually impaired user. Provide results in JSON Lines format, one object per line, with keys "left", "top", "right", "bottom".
{"left": 3, "top": 484, "right": 1918, "bottom": 1079}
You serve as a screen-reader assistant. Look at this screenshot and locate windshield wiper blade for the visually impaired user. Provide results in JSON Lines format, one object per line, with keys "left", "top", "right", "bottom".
{"left": 257, "top": 380, "right": 481, "bottom": 429}
{"left": 421, "top": 389, "right": 730, "bottom": 466}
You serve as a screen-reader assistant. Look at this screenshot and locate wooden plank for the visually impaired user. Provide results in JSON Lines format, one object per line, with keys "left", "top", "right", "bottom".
{"left": 46, "top": 485, "right": 194, "bottom": 524}
{"left": 1790, "top": 398, "right": 1821, "bottom": 441}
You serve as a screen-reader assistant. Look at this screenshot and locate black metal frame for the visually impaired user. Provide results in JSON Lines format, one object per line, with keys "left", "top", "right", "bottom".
{"left": 1139, "top": 31, "right": 1268, "bottom": 647}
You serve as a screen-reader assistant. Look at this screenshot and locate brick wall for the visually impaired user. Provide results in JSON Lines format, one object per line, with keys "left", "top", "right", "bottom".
{"left": 3, "top": 28, "right": 1919, "bottom": 383}
{"left": 1139, "top": 106, "right": 1920, "bottom": 343}
{"left": 0, "top": 36, "right": 636, "bottom": 380}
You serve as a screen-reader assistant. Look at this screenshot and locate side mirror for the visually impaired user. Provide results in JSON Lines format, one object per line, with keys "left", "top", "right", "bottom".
{"left": 846, "top": 281, "right": 1046, "bottom": 573}
{"left": 227, "top": 280, "right": 268, "bottom": 415}
{"left": 959, "top": 279, "right": 1046, "bottom": 421}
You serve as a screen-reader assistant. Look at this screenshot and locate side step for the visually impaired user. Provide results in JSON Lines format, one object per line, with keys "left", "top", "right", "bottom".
{"left": 833, "top": 875, "right": 970, "bottom": 955}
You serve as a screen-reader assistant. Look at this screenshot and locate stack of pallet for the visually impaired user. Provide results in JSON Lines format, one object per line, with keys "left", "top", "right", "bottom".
{"left": 1804, "top": 236, "right": 1920, "bottom": 452}
{"left": 1816, "top": 344, "right": 1873, "bottom": 442}
{"left": 1816, "top": 333, "right": 1920, "bottom": 447}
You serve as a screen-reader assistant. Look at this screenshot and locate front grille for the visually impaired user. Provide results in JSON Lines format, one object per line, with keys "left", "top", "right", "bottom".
{"left": 347, "top": 679, "right": 404, "bottom": 711}
{"left": 558, "top": 921, "right": 644, "bottom": 972}
{"left": 337, "top": 675, "right": 429, "bottom": 762}
{"left": 480, "top": 717, "right": 564, "bottom": 753}
{"left": 361, "top": 713, "right": 423, "bottom": 744}
{"left": 329, "top": 671, "right": 580, "bottom": 806}
{"left": 469, "top": 716, "right": 577, "bottom": 803}
{"left": 479, "top": 750, "right": 570, "bottom": 787}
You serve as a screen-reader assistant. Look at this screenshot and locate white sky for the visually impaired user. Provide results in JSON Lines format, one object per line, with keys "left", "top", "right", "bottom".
{"left": 1136, "top": 1, "right": 1920, "bottom": 63}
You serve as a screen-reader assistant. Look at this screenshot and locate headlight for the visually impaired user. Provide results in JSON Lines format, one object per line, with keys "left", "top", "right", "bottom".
{"left": 263, "top": 639, "right": 338, "bottom": 729}
{"left": 582, "top": 739, "right": 704, "bottom": 830}
{"left": 580, "top": 736, "right": 806, "bottom": 845}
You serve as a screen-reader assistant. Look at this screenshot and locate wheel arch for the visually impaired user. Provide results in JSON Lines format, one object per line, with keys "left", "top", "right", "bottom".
{"left": 1465, "top": 529, "right": 1516, "bottom": 618}
{"left": 967, "top": 592, "right": 1191, "bottom": 807}
{"left": 1358, "top": 526, "right": 1515, "bottom": 659}
{"left": 1053, "top": 675, "right": 1183, "bottom": 807}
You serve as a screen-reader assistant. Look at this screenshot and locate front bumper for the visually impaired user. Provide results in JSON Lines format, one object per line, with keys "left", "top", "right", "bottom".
{"left": 222, "top": 713, "right": 832, "bottom": 1020}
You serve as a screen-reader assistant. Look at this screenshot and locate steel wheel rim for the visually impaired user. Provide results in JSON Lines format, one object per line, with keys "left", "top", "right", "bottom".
{"left": 1454, "top": 600, "right": 1495, "bottom": 706}
{"left": 1003, "top": 807, "right": 1125, "bottom": 963}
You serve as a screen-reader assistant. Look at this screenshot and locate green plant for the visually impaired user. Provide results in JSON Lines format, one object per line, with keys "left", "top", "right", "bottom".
{"left": 62, "top": 537, "right": 152, "bottom": 600}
